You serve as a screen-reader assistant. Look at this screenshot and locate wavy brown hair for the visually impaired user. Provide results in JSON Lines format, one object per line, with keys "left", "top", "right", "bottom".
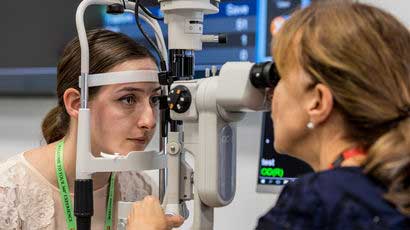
{"left": 273, "top": 2, "right": 410, "bottom": 215}
{"left": 42, "top": 29, "right": 156, "bottom": 144}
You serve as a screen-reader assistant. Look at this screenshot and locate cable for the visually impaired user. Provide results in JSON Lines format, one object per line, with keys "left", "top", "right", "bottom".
{"left": 124, "top": 1, "right": 168, "bottom": 65}
{"left": 138, "top": 3, "right": 164, "bottom": 20}
{"left": 134, "top": 0, "right": 167, "bottom": 71}
{"left": 125, "top": 9, "right": 167, "bottom": 61}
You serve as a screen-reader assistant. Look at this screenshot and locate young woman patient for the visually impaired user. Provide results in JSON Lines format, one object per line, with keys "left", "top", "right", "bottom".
{"left": 0, "top": 29, "right": 167, "bottom": 229}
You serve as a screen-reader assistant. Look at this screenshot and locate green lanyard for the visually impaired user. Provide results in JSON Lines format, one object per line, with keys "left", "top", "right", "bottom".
{"left": 55, "top": 140, "right": 116, "bottom": 230}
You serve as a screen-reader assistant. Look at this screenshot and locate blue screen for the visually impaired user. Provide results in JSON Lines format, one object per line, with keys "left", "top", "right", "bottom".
{"left": 0, "top": 0, "right": 311, "bottom": 94}
{"left": 102, "top": 0, "right": 257, "bottom": 71}
{"left": 102, "top": 0, "right": 311, "bottom": 69}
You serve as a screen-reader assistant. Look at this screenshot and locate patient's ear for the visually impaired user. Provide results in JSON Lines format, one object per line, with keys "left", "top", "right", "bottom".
{"left": 63, "top": 88, "right": 81, "bottom": 119}
{"left": 306, "top": 83, "right": 334, "bottom": 125}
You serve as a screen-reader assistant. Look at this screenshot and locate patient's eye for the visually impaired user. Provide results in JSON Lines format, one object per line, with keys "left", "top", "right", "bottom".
{"left": 150, "top": 95, "right": 161, "bottom": 106}
{"left": 119, "top": 95, "right": 137, "bottom": 105}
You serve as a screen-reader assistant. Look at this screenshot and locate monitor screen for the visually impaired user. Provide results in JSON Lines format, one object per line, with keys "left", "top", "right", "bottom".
{"left": 0, "top": 0, "right": 257, "bottom": 95}
{"left": 102, "top": 0, "right": 258, "bottom": 71}
{"left": 0, "top": 0, "right": 311, "bottom": 95}
{"left": 256, "top": 0, "right": 311, "bottom": 62}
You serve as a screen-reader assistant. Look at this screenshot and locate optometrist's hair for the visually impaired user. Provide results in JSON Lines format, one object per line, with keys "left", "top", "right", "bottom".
{"left": 273, "top": 1, "right": 410, "bottom": 215}
{"left": 42, "top": 29, "right": 156, "bottom": 144}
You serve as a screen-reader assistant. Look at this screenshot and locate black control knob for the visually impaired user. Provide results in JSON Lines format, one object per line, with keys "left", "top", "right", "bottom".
{"left": 168, "top": 85, "right": 192, "bottom": 113}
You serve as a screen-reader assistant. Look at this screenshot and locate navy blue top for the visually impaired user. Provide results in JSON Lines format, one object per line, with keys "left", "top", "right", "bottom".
{"left": 256, "top": 167, "right": 410, "bottom": 230}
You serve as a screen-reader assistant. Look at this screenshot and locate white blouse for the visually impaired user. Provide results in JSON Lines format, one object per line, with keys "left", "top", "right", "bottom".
{"left": 0, "top": 153, "right": 157, "bottom": 230}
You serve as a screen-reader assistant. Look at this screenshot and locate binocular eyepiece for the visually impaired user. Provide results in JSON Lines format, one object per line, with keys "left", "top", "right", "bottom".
{"left": 250, "top": 62, "right": 280, "bottom": 89}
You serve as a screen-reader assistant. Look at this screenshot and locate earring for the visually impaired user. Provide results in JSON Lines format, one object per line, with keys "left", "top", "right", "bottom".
{"left": 307, "top": 121, "right": 315, "bottom": 129}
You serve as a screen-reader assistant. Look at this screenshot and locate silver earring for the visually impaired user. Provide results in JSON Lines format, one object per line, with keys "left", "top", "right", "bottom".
{"left": 307, "top": 121, "right": 315, "bottom": 129}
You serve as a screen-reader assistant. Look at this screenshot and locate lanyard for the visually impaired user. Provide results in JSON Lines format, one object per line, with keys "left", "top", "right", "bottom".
{"left": 329, "top": 147, "right": 366, "bottom": 169}
{"left": 55, "top": 140, "right": 115, "bottom": 230}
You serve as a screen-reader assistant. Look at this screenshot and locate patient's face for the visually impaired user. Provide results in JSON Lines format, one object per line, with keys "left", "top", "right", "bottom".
{"left": 89, "top": 59, "right": 160, "bottom": 155}
{"left": 270, "top": 67, "right": 313, "bottom": 156}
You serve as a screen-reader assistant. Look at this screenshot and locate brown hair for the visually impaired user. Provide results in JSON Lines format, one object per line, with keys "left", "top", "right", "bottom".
{"left": 42, "top": 29, "right": 156, "bottom": 144}
{"left": 274, "top": 2, "right": 410, "bottom": 215}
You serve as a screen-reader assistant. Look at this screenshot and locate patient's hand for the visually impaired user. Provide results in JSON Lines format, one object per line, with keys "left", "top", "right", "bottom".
{"left": 127, "top": 196, "right": 184, "bottom": 230}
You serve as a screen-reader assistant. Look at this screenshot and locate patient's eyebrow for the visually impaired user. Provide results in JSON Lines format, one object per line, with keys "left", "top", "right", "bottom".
{"left": 116, "top": 86, "right": 162, "bottom": 94}
{"left": 116, "top": 87, "right": 145, "bottom": 93}
{"left": 152, "top": 86, "right": 161, "bottom": 93}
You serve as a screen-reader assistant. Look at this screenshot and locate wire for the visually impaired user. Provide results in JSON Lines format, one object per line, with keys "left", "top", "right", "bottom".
{"left": 123, "top": 2, "right": 168, "bottom": 65}
{"left": 134, "top": 0, "right": 167, "bottom": 71}
{"left": 125, "top": 9, "right": 167, "bottom": 62}
{"left": 138, "top": 3, "right": 164, "bottom": 20}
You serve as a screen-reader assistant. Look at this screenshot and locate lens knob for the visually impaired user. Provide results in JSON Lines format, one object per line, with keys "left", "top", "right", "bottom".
{"left": 168, "top": 85, "right": 192, "bottom": 113}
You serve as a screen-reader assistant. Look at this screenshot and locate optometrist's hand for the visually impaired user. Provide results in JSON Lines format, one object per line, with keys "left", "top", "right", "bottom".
{"left": 127, "top": 196, "right": 185, "bottom": 230}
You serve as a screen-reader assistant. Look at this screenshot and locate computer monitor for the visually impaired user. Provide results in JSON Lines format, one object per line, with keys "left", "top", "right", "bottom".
{"left": 256, "top": 0, "right": 311, "bottom": 62}
{"left": 0, "top": 0, "right": 312, "bottom": 95}
{"left": 0, "top": 0, "right": 258, "bottom": 95}
{"left": 102, "top": 0, "right": 258, "bottom": 72}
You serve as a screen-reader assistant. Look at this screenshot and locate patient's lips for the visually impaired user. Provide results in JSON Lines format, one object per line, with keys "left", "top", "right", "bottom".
{"left": 127, "top": 137, "right": 146, "bottom": 147}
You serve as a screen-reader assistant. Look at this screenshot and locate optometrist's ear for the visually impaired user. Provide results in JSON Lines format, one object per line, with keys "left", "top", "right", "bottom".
{"left": 63, "top": 88, "right": 81, "bottom": 119}
{"left": 306, "top": 83, "right": 334, "bottom": 126}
